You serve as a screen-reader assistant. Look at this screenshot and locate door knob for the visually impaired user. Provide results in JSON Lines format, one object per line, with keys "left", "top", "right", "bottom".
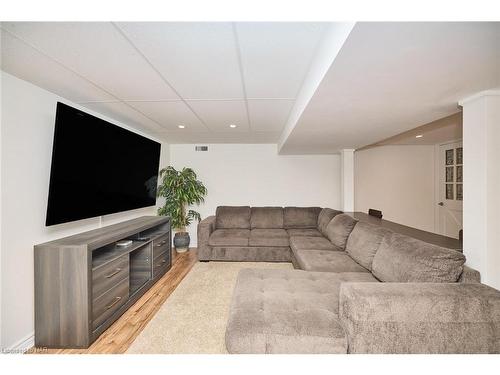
{"left": 438, "top": 202, "right": 444, "bottom": 206}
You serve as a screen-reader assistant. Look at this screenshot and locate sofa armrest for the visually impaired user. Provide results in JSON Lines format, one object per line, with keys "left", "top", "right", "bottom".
{"left": 338, "top": 282, "right": 500, "bottom": 353}
{"left": 458, "top": 265, "right": 481, "bottom": 283}
{"left": 197, "top": 215, "right": 216, "bottom": 260}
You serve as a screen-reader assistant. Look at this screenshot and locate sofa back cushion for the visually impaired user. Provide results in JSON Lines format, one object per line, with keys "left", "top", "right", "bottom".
{"left": 346, "top": 222, "right": 392, "bottom": 271}
{"left": 216, "top": 206, "right": 251, "bottom": 229}
{"left": 317, "top": 208, "right": 343, "bottom": 236}
{"left": 250, "top": 207, "right": 284, "bottom": 229}
{"left": 283, "top": 207, "right": 322, "bottom": 229}
{"left": 324, "top": 214, "right": 358, "bottom": 250}
{"left": 371, "top": 232, "right": 466, "bottom": 283}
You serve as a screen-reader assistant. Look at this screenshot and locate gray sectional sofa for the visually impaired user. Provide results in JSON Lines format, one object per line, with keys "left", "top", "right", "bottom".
{"left": 197, "top": 206, "right": 500, "bottom": 354}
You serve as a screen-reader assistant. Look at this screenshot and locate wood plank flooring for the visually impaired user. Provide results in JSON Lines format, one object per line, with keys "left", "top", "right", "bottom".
{"left": 33, "top": 248, "right": 198, "bottom": 354}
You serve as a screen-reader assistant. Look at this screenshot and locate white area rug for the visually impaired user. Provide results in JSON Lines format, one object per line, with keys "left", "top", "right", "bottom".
{"left": 126, "top": 261, "right": 293, "bottom": 354}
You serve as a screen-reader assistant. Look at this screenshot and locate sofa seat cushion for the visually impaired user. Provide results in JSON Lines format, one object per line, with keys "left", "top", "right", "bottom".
{"left": 250, "top": 207, "right": 284, "bottom": 229}
{"left": 283, "top": 207, "right": 322, "bottom": 229}
{"left": 226, "top": 268, "right": 375, "bottom": 354}
{"left": 372, "top": 232, "right": 466, "bottom": 283}
{"left": 324, "top": 214, "right": 358, "bottom": 250}
{"left": 211, "top": 246, "right": 290, "bottom": 262}
{"left": 289, "top": 236, "right": 340, "bottom": 252}
{"left": 216, "top": 206, "right": 251, "bottom": 229}
{"left": 346, "top": 222, "right": 393, "bottom": 271}
{"left": 208, "top": 229, "right": 250, "bottom": 246}
{"left": 287, "top": 228, "right": 323, "bottom": 237}
{"left": 249, "top": 229, "right": 289, "bottom": 247}
{"left": 294, "top": 250, "right": 371, "bottom": 273}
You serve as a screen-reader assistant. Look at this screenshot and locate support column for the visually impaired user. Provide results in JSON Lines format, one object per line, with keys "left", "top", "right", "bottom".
{"left": 459, "top": 90, "right": 500, "bottom": 289}
{"left": 340, "top": 149, "right": 355, "bottom": 212}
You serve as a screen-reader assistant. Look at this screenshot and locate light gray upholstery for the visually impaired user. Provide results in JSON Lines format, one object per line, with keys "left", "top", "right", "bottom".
{"left": 283, "top": 207, "right": 322, "bottom": 229}
{"left": 197, "top": 215, "right": 216, "bottom": 260}
{"left": 324, "top": 214, "right": 358, "bottom": 250}
{"left": 215, "top": 206, "right": 251, "bottom": 229}
{"left": 249, "top": 229, "right": 289, "bottom": 247}
{"left": 215, "top": 206, "right": 492, "bottom": 354}
{"left": 250, "top": 207, "right": 284, "bottom": 229}
{"left": 339, "top": 282, "right": 500, "bottom": 353}
{"left": 208, "top": 229, "right": 250, "bottom": 247}
{"left": 458, "top": 265, "right": 481, "bottom": 283}
{"left": 286, "top": 228, "right": 323, "bottom": 237}
{"left": 372, "top": 232, "right": 466, "bottom": 283}
{"left": 211, "top": 246, "right": 291, "bottom": 262}
{"left": 345, "top": 221, "right": 392, "bottom": 271}
{"left": 225, "top": 268, "right": 377, "bottom": 354}
{"left": 289, "top": 236, "right": 340, "bottom": 252}
{"left": 317, "top": 208, "right": 342, "bottom": 236}
{"left": 294, "top": 250, "right": 370, "bottom": 273}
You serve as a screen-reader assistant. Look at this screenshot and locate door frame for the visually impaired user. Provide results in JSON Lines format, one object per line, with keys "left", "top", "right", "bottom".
{"left": 434, "top": 139, "right": 463, "bottom": 235}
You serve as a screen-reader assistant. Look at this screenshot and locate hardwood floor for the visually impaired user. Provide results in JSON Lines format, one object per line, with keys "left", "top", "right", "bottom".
{"left": 33, "top": 248, "right": 198, "bottom": 354}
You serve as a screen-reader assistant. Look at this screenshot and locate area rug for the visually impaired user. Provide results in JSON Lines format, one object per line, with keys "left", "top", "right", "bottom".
{"left": 126, "top": 261, "right": 293, "bottom": 354}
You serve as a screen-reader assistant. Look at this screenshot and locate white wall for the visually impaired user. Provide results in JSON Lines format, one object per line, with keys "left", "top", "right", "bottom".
{"left": 170, "top": 144, "right": 341, "bottom": 244}
{"left": 354, "top": 145, "right": 436, "bottom": 232}
{"left": 0, "top": 72, "right": 169, "bottom": 350}
{"left": 461, "top": 91, "right": 500, "bottom": 289}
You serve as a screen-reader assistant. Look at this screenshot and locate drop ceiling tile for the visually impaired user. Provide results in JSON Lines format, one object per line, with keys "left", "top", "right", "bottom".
{"left": 2, "top": 22, "right": 179, "bottom": 101}
{"left": 116, "top": 22, "right": 244, "bottom": 99}
{"left": 186, "top": 100, "right": 249, "bottom": 131}
{"left": 78, "top": 101, "right": 164, "bottom": 134}
{"left": 127, "top": 101, "right": 208, "bottom": 132}
{"left": 236, "top": 22, "right": 326, "bottom": 98}
{"left": 247, "top": 99, "right": 294, "bottom": 132}
{"left": 1, "top": 30, "right": 115, "bottom": 103}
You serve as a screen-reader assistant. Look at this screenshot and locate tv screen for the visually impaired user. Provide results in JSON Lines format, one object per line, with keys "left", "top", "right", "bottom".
{"left": 46, "top": 102, "right": 161, "bottom": 226}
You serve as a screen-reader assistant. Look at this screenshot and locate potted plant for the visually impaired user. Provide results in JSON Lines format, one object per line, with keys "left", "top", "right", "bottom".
{"left": 157, "top": 166, "right": 207, "bottom": 253}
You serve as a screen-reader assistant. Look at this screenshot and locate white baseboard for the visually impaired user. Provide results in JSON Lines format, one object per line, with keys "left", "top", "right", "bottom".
{"left": 4, "top": 332, "right": 34, "bottom": 354}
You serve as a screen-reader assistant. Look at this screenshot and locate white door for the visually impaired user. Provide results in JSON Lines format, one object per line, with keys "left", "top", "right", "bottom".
{"left": 437, "top": 141, "right": 463, "bottom": 239}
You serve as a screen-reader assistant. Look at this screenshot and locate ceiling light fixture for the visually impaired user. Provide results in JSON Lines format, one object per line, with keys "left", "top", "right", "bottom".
{"left": 178, "top": 125, "right": 185, "bottom": 129}
{"left": 415, "top": 134, "right": 423, "bottom": 138}
{"left": 229, "top": 124, "right": 237, "bottom": 128}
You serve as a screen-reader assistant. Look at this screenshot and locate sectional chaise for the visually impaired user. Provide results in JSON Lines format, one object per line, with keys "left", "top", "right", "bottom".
{"left": 197, "top": 206, "right": 500, "bottom": 354}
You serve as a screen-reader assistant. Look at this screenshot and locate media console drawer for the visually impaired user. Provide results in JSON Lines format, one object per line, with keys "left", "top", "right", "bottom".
{"left": 92, "top": 277, "right": 129, "bottom": 330}
{"left": 92, "top": 255, "right": 130, "bottom": 299}
{"left": 153, "top": 232, "right": 170, "bottom": 258}
{"left": 153, "top": 251, "right": 170, "bottom": 278}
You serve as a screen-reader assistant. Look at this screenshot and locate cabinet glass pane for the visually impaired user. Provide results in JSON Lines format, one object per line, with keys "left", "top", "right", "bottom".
{"left": 446, "top": 167, "right": 454, "bottom": 182}
{"left": 456, "top": 184, "right": 463, "bottom": 200}
{"left": 446, "top": 149, "right": 454, "bottom": 165}
{"left": 446, "top": 184, "right": 454, "bottom": 199}
{"left": 456, "top": 165, "right": 463, "bottom": 182}
{"left": 456, "top": 147, "right": 463, "bottom": 165}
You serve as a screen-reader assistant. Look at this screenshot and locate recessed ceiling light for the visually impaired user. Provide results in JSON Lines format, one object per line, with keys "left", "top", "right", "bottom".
{"left": 178, "top": 125, "right": 185, "bottom": 129}
{"left": 415, "top": 134, "right": 423, "bottom": 138}
{"left": 229, "top": 124, "right": 237, "bottom": 128}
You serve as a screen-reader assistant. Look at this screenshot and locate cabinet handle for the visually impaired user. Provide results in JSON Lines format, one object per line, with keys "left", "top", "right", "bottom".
{"left": 106, "top": 296, "right": 122, "bottom": 310}
{"left": 156, "top": 240, "right": 167, "bottom": 247}
{"left": 105, "top": 268, "right": 122, "bottom": 278}
{"left": 156, "top": 260, "right": 167, "bottom": 267}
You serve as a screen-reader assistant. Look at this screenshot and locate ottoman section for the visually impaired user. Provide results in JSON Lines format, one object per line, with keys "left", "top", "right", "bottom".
{"left": 225, "top": 268, "right": 374, "bottom": 354}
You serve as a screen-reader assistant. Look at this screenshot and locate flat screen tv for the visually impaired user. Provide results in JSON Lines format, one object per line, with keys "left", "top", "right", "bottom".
{"left": 46, "top": 102, "right": 161, "bottom": 226}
